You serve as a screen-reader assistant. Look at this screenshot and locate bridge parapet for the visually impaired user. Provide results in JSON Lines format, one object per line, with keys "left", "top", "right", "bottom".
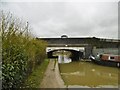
{"left": 47, "top": 44, "right": 89, "bottom": 47}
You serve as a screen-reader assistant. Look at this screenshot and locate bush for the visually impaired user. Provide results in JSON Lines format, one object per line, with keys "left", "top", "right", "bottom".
{"left": 1, "top": 11, "right": 47, "bottom": 89}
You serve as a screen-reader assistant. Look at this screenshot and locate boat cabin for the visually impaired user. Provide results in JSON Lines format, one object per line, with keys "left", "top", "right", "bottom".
{"left": 101, "top": 54, "right": 120, "bottom": 62}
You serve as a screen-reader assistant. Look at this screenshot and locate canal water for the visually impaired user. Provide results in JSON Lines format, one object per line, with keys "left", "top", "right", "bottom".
{"left": 59, "top": 61, "right": 119, "bottom": 88}
{"left": 58, "top": 55, "right": 72, "bottom": 63}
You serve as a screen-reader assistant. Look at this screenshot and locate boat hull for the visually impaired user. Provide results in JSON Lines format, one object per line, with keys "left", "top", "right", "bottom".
{"left": 91, "top": 59, "right": 120, "bottom": 67}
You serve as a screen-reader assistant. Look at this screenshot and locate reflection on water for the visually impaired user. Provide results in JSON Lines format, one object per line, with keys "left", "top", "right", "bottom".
{"left": 59, "top": 61, "right": 118, "bottom": 88}
{"left": 58, "top": 55, "right": 72, "bottom": 63}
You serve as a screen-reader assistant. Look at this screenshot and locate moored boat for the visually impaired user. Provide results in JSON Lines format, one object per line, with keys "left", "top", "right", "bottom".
{"left": 89, "top": 54, "right": 120, "bottom": 67}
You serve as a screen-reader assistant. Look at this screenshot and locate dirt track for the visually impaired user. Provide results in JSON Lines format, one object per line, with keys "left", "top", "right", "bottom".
{"left": 40, "top": 59, "right": 66, "bottom": 88}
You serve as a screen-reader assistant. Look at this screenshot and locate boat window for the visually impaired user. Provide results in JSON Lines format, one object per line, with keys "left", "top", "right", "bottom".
{"left": 110, "top": 56, "right": 115, "bottom": 60}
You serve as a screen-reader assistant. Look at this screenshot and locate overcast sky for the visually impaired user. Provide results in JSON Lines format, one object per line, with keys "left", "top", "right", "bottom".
{"left": 0, "top": 0, "right": 119, "bottom": 39}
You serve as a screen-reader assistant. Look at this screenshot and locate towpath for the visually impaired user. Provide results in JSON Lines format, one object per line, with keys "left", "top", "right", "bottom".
{"left": 40, "top": 59, "right": 66, "bottom": 88}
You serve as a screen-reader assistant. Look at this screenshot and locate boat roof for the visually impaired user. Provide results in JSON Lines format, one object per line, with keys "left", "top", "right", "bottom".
{"left": 101, "top": 54, "right": 120, "bottom": 56}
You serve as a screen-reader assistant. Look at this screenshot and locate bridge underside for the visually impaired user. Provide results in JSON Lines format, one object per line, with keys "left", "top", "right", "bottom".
{"left": 47, "top": 49, "right": 83, "bottom": 61}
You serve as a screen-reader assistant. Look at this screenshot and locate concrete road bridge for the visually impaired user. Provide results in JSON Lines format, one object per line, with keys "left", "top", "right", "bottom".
{"left": 46, "top": 46, "right": 86, "bottom": 60}
{"left": 37, "top": 35, "right": 119, "bottom": 61}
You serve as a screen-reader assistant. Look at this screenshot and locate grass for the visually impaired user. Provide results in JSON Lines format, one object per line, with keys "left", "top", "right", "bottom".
{"left": 23, "top": 59, "right": 49, "bottom": 88}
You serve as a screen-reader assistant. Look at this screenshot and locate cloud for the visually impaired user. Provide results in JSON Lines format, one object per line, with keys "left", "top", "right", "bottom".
{"left": 0, "top": 1, "right": 118, "bottom": 39}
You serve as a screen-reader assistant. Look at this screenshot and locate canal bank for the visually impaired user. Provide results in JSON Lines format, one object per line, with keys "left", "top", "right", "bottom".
{"left": 40, "top": 59, "right": 66, "bottom": 88}
{"left": 40, "top": 59, "right": 118, "bottom": 88}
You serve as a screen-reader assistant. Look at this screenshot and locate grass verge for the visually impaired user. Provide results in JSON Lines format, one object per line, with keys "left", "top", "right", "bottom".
{"left": 23, "top": 59, "right": 49, "bottom": 88}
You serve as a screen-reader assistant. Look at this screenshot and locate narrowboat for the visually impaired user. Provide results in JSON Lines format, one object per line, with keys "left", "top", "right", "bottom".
{"left": 89, "top": 54, "right": 120, "bottom": 67}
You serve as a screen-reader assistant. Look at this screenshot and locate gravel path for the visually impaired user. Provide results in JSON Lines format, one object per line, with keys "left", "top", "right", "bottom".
{"left": 40, "top": 59, "right": 66, "bottom": 88}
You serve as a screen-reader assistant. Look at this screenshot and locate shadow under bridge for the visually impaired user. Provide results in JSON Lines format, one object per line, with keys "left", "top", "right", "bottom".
{"left": 47, "top": 49, "right": 83, "bottom": 61}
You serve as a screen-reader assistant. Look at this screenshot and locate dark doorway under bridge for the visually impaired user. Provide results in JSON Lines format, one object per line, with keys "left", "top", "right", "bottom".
{"left": 47, "top": 49, "right": 83, "bottom": 61}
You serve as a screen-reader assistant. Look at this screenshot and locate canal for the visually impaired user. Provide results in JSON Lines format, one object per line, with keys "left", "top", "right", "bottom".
{"left": 59, "top": 61, "right": 118, "bottom": 88}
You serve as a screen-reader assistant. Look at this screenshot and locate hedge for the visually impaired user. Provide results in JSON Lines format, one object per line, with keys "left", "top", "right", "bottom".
{"left": 1, "top": 11, "right": 47, "bottom": 89}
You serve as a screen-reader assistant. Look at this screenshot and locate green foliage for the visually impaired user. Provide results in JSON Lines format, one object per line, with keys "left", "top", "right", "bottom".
{"left": 24, "top": 59, "right": 49, "bottom": 88}
{"left": 1, "top": 11, "right": 47, "bottom": 89}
